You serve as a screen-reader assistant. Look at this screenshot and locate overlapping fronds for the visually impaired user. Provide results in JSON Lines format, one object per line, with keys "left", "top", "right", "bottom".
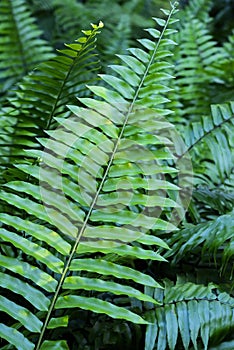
{"left": 52, "top": 0, "right": 155, "bottom": 66}
{"left": 0, "top": 0, "right": 53, "bottom": 97}
{"left": 145, "top": 281, "right": 234, "bottom": 350}
{"left": 177, "top": 102, "right": 234, "bottom": 219}
{"left": 193, "top": 187, "right": 234, "bottom": 214}
{"left": 179, "top": 0, "right": 212, "bottom": 23}
{"left": 210, "top": 30, "right": 234, "bottom": 103}
{"left": 165, "top": 211, "right": 234, "bottom": 276}
{"left": 0, "top": 22, "right": 102, "bottom": 176}
{"left": 165, "top": 1, "right": 232, "bottom": 125}
{"left": 0, "top": 4, "right": 183, "bottom": 348}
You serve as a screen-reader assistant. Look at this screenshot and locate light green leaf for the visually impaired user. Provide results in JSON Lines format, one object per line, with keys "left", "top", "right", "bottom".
{"left": 153, "top": 18, "right": 166, "bottom": 27}
{"left": 0, "top": 255, "right": 57, "bottom": 292}
{"left": 77, "top": 243, "right": 167, "bottom": 261}
{"left": 40, "top": 340, "right": 69, "bottom": 350}
{"left": 0, "top": 296, "right": 42, "bottom": 332}
{"left": 145, "top": 310, "right": 158, "bottom": 350}
{"left": 0, "top": 273, "right": 49, "bottom": 311}
{"left": 63, "top": 276, "right": 159, "bottom": 304}
{"left": 165, "top": 303, "right": 178, "bottom": 350}
{"left": 0, "top": 324, "right": 34, "bottom": 350}
{"left": 188, "top": 300, "right": 200, "bottom": 350}
{"left": 90, "top": 210, "right": 177, "bottom": 231}
{"left": 176, "top": 302, "right": 190, "bottom": 349}
{"left": 55, "top": 295, "right": 149, "bottom": 324}
{"left": 99, "top": 74, "right": 135, "bottom": 99}
{"left": 102, "top": 177, "right": 179, "bottom": 191}
{"left": 70, "top": 259, "right": 161, "bottom": 287}
{"left": 109, "top": 65, "right": 140, "bottom": 86}
{"left": 156, "top": 308, "right": 167, "bottom": 350}
{"left": 47, "top": 316, "right": 69, "bottom": 329}
{"left": 197, "top": 300, "right": 210, "bottom": 350}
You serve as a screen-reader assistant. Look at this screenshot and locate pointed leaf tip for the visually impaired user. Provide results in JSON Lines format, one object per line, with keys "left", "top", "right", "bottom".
{"left": 91, "top": 21, "right": 104, "bottom": 29}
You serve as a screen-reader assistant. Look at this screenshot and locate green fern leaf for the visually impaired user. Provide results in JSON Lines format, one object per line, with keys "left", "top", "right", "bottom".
{"left": 0, "top": 4, "right": 184, "bottom": 348}
{"left": 167, "top": 11, "right": 229, "bottom": 122}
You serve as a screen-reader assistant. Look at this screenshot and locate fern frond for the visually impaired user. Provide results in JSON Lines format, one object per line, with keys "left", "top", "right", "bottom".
{"left": 164, "top": 211, "right": 234, "bottom": 276}
{"left": 179, "top": 0, "right": 212, "bottom": 23}
{"left": 103, "top": 14, "right": 132, "bottom": 65}
{"left": 0, "top": 22, "right": 102, "bottom": 174}
{"left": 178, "top": 102, "right": 234, "bottom": 158}
{"left": 194, "top": 130, "right": 234, "bottom": 190}
{"left": 193, "top": 187, "right": 234, "bottom": 214}
{"left": 51, "top": 0, "right": 155, "bottom": 66}
{"left": 176, "top": 101, "right": 234, "bottom": 217}
{"left": 52, "top": 0, "right": 85, "bottom": 44}
{"left": 145, "top": 280, "right": 234, "bottom": 350}
{"left": 168, "top": 16, "right": 229, "bottom": 123}
{"left": 0, "top": 0, "right": 53, "bottom": 97}
{"left": 208, "top": 30, "right": 234, "bottom": 103}
{"left": 188, "top": 104, "right": 234, "bottom": 199}
{"left": 0, "top": 4, "right": 183, "bottom": 348}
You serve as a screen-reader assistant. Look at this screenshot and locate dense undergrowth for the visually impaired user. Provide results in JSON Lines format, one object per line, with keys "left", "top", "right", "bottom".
{"left": 0, "top": 0, "right": 233, "bottom": 349}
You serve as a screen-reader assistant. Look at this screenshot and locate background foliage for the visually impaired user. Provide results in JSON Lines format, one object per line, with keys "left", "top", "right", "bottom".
{"left": 0, "top": 0, "right": 233, "bottom": 349}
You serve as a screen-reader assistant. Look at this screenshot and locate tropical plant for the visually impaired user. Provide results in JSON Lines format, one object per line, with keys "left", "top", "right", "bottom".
{"left": 0, "top": 0, "right": 233, "bottom": 349}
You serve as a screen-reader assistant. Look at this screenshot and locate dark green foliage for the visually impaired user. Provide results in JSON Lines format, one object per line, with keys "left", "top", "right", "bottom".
{"left": 0, "top": 1, "right": 233, "bottom": 349}
{"left": 165, "top": 211, "right": 234, "bottom": 274}
{"left": 167, "top": 0, "right": 232, "bottom": 124}
{"left": 0, "top": 0, "right": 53, "bottom": 98}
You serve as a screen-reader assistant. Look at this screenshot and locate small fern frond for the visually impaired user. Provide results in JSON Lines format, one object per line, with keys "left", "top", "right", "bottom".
{"left": 52, "top": 0, "right": 85, "bottom": 44}
{"left": 168, "top": 17, "right": 229, "bottom": 122}
{"left": 145, "top": 280, "right": 234, "bottom": 350}
{"left": 103, "top": 14, "right": 132, "bottom": 65}
{"left": 0, "top": 0, "right": 53, "bottom": 97}
{"left": 0, "top": 22, "right": 102, "bottom": 173}
{"left": 194, "top": 130, "right": 234, "bottom": 191}
{"left": 178, "top": 102, "right": 234, "bottom": 158}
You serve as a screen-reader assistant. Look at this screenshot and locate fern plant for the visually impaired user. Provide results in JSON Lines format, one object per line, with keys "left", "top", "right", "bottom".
{"left": 0, "top": 3, "right": 185, "bottom": 349}
{"left": 0, "top": 1, "right": 234, "bottom": 349}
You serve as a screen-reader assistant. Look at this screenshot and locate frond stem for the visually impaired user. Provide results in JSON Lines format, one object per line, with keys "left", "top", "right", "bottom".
{"left": 35, "top": 4, "right": 177, "bottom": 348}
